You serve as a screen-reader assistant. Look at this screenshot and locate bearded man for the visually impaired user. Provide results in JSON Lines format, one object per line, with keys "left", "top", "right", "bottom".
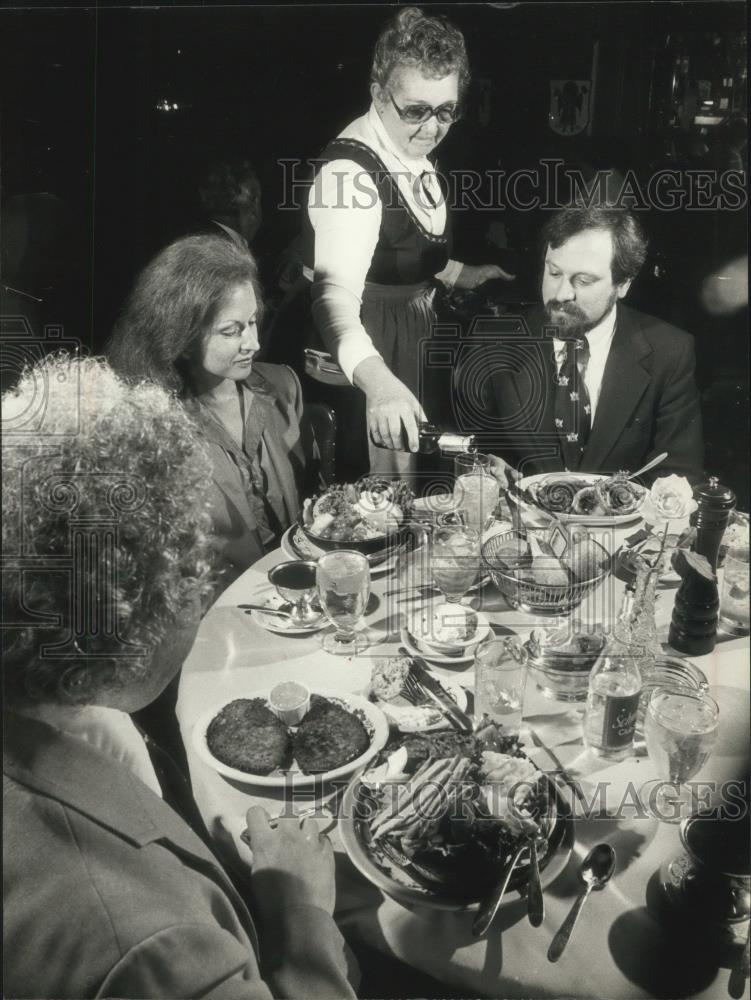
{"left": 459, "top": 206, "right": 704, "bottom": 483}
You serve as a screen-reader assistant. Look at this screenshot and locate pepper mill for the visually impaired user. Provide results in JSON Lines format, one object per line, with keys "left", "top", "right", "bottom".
{"left": 668, "top": 477, "right": 736, "bottom": 656}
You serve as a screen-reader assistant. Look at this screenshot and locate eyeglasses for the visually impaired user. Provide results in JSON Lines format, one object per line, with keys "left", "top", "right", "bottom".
{"left": 388, "top": 93, "right": 461, "bottom": 125}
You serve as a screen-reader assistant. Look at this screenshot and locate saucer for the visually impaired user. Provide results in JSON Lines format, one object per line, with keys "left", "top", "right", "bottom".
{"left": 250, "top": 595, "right": 328, "bottom": 635}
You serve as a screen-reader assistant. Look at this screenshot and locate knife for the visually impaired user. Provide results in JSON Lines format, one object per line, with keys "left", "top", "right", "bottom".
{"left": 398, "top": 642, "right": 474, "bottom": 733}
{"left": 526, "top": 724, "right": 588, "bottom": 813}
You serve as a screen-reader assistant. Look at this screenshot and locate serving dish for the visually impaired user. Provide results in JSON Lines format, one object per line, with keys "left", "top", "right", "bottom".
{"left": 192, "top": 688, "right": 388, "bottom": 788}
{"left": 513, "top": 473, "right": 645, "bottom": 526}
{"left": 300, "top": 480, "right": 414, "bottom": 557}
{"left": 281, "top": 524, "right": 398, "bottom": 573}
{"left": 339, "top": 747, "right": 574, "bottom": 911}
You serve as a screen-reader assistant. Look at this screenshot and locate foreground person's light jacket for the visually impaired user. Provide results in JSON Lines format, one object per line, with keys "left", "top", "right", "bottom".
{"left": 3, "top": 712, "right": 356, "bottom": 999}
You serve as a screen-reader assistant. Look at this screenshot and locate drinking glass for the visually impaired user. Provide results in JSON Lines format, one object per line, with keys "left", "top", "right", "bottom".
{"left": 644, "top": 687, "right": 720, "bottom": 823}
{"left": 431, "top": 524, "right": 481, "bottom": 603}
{"left": 719, "top": 543, "right": 750, "bottom": 636}
{"left": 474, "top": 636, "right": 528, "bottom": 737}
{"left": 453, "top": 452, "right": 498, "bottom": 532}
{"left": 316, "top": 550, "right": 371, "bottom": 655}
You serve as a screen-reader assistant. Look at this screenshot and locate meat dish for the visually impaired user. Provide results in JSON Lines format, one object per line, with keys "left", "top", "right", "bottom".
{"left": 293, "top": 695, "right": 370, "bottom": 774}
{"left": 206, "top": 698, "right": 292, "bottom": 775}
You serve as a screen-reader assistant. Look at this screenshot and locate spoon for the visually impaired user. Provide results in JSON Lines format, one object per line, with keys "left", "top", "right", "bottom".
{"left": 627, "top": 451, "right": 667, "bottom": 482}
{"left": 527, "top": 783, "right": 558, "bottom": 927}
{"left": 472, "top": 841, "right": 529, "bottom": 937}
{"left": 236, "top": 603, "right": 302, "bottom": 621}
{"left": 547, "top": 843, "right": 616, "bottom": 962}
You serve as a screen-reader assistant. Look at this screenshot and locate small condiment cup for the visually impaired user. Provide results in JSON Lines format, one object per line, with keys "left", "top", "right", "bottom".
{"left": 268, "top": 681, "right": 311, "bottom": 726}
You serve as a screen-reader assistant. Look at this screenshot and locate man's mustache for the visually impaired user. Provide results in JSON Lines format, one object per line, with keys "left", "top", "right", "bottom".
{"left": 547, "top": 301, "right": 585, "bottom": 317}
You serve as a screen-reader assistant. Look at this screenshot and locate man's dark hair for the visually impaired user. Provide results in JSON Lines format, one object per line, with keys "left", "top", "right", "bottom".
{"left": 542, "top": 206, "right": 648, "bottom": 285}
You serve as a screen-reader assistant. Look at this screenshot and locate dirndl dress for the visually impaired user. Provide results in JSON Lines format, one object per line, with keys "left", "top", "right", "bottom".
{"left": 267, "top": 138, "right": 453, "bottom": 479}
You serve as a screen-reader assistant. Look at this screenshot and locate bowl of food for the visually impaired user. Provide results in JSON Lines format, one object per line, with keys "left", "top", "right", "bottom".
{"left": 514, "top": 472, "right": 646, "bottom": 525}
{"left": 339, "top": 727, "right": 574, "bottom": 910}
{"left": 481, "top": 529, "right": 611, "bottom": 615}
{"left": 301, "top": 479, "right": 414, "bottom": 556}
{"left": 407, "top": 602, "right": 491, "bottom": 657}
{"left": 193, "top": 688, "right": 389, "bottom": 787}
{"left": 524, "top": 626, "right": 606, "bottom": 701}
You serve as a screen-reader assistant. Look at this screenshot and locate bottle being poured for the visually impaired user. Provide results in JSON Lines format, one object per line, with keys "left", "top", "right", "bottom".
{"left": 376, "top": 421, "right": 476, "bottom": 456}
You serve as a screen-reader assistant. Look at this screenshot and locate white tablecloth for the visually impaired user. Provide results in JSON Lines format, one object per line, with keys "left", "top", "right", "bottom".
{"left": 177, "top": 529, "right": 750, "bottom": 999}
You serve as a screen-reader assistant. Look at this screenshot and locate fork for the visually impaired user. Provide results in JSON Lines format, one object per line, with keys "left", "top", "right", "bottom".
{"left": 400, "top": 671, "right": 431, "bottom": 707}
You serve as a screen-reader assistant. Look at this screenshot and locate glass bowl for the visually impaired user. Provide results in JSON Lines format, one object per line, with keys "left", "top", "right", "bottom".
{"left": 524, "top": 625, "right": 606, "bottom": 701}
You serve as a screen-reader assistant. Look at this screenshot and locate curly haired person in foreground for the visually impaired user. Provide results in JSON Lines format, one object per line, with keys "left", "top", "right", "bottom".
{"left": 2, "top": 355, "right": 356, "bottom": 999}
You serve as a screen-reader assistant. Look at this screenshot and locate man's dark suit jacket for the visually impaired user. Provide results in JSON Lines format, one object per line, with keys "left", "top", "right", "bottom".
{"left": 453, "top": 304, "right": 704, "bottom": 482}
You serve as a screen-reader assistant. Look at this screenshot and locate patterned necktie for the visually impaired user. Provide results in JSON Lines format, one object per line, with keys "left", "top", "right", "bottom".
{"left": 553, "top": 337, "right": 591, "bottom": 471}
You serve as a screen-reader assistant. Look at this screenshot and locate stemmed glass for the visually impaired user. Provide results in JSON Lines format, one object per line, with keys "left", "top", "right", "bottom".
{"left": 316, "top": 550, "right": 371, "bottom": 655}
{"left": 644, "top": 686, "right": 720, "bottom": 823}
{"left": 431, "top": 523, "right": 481, "bottom": 604}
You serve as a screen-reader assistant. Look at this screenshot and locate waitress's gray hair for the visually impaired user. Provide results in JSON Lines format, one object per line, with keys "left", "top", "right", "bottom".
{"left": 371, "top": 7, "right": 470, "bottom": 95}
{"left": 2, "top": 354, "right": 216, "bottom": 706}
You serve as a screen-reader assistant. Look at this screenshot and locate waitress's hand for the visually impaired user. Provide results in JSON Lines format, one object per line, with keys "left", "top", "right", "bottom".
{"left": 454, "top": 263, "right": 516, "bottom": 289}
{"left": 353, "top": 357, "right": 426, "bottom": 452}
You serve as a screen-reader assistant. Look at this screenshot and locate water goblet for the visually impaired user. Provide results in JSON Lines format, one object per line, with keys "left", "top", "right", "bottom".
{"left": 644, "top": 687, "right": 720, "bottom": 823}
{"left": 316, "top": 550, "right": 371, "bottom": 655}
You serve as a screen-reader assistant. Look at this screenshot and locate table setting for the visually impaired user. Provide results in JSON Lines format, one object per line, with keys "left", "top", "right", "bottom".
{"left": 176, "top": 456, "right": 750, "bottom": 999}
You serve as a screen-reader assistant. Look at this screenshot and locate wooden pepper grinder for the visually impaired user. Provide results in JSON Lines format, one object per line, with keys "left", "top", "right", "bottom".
{"left": 668, "top": 477, "right": 736, "bottom": 656}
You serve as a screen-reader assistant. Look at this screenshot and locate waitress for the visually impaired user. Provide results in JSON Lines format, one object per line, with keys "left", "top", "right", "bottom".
{"left": 302, "top": 6, "right": 513, "bottom": 475}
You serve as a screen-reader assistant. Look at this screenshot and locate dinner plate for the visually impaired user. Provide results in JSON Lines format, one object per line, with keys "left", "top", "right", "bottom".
{"left": 250, "top": 595, "right": 328, "bottom": 635}
{"left": 371, "top": 671, "right": 469, "bottom": 733}
{"left": 192, "top": 688, "right": 389, "bottom": 788}
{"left": 281, "top": 524, "right": 398, "bottom": 575}
{"left": 514, "top": 473, "right": 645, "bottom": 526}
{"left": 339, "top": 767, "right": 575, "bottom": 911}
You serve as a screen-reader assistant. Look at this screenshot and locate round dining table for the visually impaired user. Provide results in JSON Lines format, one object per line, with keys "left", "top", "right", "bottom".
{"left": 176, "top": 514, "right": 750, "bottom": 1000}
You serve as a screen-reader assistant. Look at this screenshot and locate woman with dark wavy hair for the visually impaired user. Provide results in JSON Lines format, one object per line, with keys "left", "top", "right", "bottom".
{"left": 293, "top": 6, "right": 513, "bottom": 476}
{"left": 108, "top": 233, "right": 317, "bottom": 585}
{"left": 2, "top": 356, "right": 355, "bottom": 999}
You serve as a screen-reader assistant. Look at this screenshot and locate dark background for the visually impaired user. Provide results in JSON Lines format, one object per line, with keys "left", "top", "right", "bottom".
{"left": 2, "top": 1, "right": 748, "bottom": 502}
